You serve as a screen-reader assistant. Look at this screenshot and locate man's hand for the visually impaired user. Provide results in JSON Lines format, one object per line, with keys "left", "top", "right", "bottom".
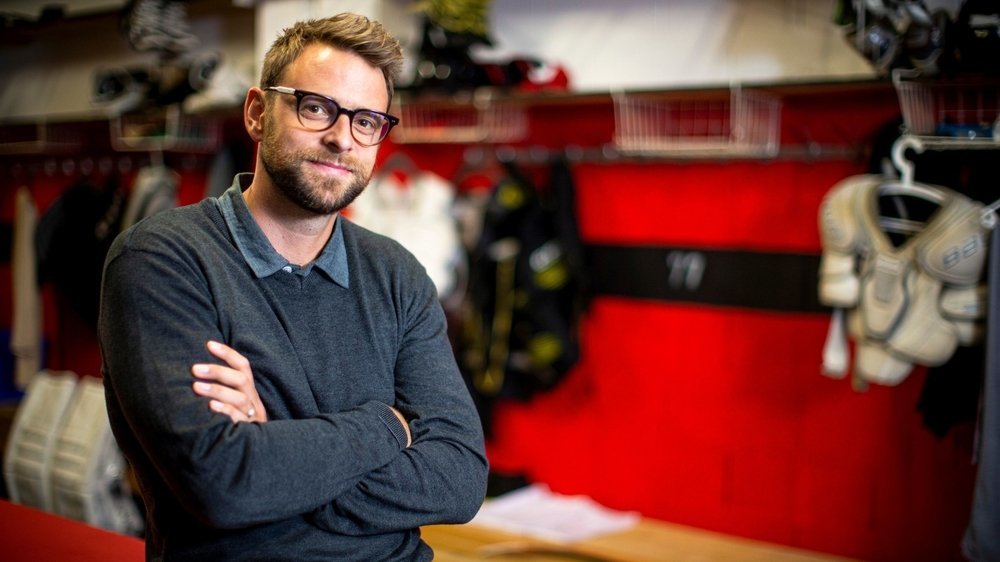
{"left": 192, "top": 340, "right": 268, "bottom": 423}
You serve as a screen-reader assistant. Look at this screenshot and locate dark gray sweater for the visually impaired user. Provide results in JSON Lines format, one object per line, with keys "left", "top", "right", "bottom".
{"left": 99, "top": 176, "right": 488, "bottom": 561}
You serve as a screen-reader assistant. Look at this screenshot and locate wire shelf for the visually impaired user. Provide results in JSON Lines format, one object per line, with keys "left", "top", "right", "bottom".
{"left": 390, "top": 94, "right": 528, "bottom": 144}
{"left": 893, "top": 69, "right": 1000, "bottom": 140}
{"left": 612, "top": 88, "right": 781, "bottom": 158}
{"left": 109, "top": 105, "right": 220, "bottom": 153}
{"left": 0, "top": 122, "right": 82, "bottom": 154}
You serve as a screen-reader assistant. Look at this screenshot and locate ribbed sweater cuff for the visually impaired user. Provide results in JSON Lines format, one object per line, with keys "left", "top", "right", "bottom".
{"left": 374, "top": 402, "right": 409, "bottom": 448}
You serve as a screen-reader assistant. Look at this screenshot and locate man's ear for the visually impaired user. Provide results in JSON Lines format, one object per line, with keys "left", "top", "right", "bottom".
{"left": 244, "top": 87, "right": 265, "bottom": 142}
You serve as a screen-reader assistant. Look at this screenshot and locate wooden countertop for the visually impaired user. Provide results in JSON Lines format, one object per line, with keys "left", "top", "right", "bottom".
{"left": 422, "top": 518, "right": 862, "bottom": 562}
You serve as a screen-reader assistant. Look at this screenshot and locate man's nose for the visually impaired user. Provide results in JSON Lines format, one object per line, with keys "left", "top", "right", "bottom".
{"left": 321, "top": 113, "right": 354, "bottom": 150}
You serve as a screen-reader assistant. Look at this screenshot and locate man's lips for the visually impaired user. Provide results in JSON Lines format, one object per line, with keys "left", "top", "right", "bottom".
{"left": 308, "top": 159, "right": 352, "bottom": 174}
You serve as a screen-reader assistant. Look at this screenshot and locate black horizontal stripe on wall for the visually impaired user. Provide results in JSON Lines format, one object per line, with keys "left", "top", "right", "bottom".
{"left": 585, "top": 244, "right": 825, "bottom": 313}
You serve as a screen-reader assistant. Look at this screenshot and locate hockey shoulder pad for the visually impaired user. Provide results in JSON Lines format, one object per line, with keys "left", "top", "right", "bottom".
{"left": 818, "top": 175, "right": 877, "bottom": 307}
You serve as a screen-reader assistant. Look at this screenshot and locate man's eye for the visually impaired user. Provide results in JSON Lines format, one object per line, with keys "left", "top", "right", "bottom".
{"left": 300, "top": 97, "right": 332, "bottom": 119}
{"left": 353, "top": 113, "right": 381, "bottom": 132}
{"left": 302, "top": 104, "right": 328, "bottom": 116}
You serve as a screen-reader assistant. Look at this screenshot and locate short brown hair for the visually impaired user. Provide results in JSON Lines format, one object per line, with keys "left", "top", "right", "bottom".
{"left": 260, "top": 13, "right": 404, "bottom": 108}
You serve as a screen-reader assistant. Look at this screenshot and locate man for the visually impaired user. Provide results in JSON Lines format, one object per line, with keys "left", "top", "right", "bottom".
{"left": 99, "top": 13, "right": 488, "bottom": 561}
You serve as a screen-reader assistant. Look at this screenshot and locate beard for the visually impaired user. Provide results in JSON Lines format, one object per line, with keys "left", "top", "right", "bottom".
{"left": 259, "top": 122, "right": 372, "bottom": 215}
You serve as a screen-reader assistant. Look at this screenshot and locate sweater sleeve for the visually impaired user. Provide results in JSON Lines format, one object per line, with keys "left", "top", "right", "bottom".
{"left": 99, "top": 227, "right": 407, "bottom": 530}
{"left": 307, "top": 261, "right": 489, "bottom": 534}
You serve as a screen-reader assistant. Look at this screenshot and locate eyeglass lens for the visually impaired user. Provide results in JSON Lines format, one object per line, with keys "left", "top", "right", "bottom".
{"left": 297, "top": 93, "right": 389, "bottom": 145}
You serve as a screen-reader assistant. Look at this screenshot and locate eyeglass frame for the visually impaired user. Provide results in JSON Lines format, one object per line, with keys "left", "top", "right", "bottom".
{"left": 263, "top": 86, "right": 400, "bottom": 146}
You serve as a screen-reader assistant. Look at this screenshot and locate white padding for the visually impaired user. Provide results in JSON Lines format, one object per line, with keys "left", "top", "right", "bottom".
{"left": 49, "top": 376, "right": 143, "bottom": 535}
{"left": 818, "top": 251, "right": 860, "bottom": 307}
{"left": 855, "top": 343, "right": 913, "bottom": 386}
{"left": 940, "top": 285, "right": 988, "bottom": 321}
{"left": 3, "top": 370, "right": 78, "bottom": 511}
{"left": 821, "top": 308, "right": 849, "bottom": 379}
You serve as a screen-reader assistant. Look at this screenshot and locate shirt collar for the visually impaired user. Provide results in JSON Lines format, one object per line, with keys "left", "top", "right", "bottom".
{"left": 217, "top": 173, "right": 349, "bottom": 287}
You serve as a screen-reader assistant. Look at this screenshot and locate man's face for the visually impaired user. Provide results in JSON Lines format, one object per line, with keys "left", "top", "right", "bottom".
{"left": 259, "top": 44, "right": 388, "bottom": 215}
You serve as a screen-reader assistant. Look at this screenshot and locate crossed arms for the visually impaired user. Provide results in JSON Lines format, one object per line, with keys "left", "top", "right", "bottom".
{"left": 99, "top": 220, "right": 488, "bottom": 533}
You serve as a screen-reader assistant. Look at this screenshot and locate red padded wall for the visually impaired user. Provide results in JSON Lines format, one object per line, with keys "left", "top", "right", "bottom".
{"left": 472, "top": 87, "right": 979, "bottom": 561}
{"left": 484, "top": 159, "right": 978, "bottom": 561}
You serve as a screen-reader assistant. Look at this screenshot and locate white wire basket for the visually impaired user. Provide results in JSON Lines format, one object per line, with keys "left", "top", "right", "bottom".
{"left": 612, "top": 88, "right": 781, "bottom": 158}
{"left": 390, "top": 94, "right": 528, "bottom": 144}
{"left": 893, "top": 69, "right": 1000, "bottom": 140}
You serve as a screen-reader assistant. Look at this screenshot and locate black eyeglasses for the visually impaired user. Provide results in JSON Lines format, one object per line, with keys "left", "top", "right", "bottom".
{"left": 264, "top": 86, "right": 399, "bottom": 146}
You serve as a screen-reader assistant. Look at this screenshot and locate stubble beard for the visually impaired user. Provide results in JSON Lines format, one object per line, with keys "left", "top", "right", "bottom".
{"left": 260, "top": 127, "right": 372, "bottom": 216}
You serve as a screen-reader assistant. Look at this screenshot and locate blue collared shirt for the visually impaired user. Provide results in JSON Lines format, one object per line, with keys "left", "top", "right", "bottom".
{"left": 217, "top": 173, "right": 349, "bottom": 287}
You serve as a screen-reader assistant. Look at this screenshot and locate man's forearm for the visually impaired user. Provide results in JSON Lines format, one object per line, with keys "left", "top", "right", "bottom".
{"left": 308, "top": 427, "right": 488, "bottom": 534}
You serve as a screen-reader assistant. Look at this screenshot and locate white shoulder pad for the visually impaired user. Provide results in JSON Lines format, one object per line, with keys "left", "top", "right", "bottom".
{"left": 854, "top": 342, "right": 914, "bottom": 386}
{"left": 818, "top": 175, "right": 876, "bottom": 254}
{"left": 917, "top": 196, "right": 990, "bottom": 286}
{"left": 818, "top": 252, "right": 859, "bottom": 307}
{"left": 940, "top": 284, "right": 988, "bottom": 320}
